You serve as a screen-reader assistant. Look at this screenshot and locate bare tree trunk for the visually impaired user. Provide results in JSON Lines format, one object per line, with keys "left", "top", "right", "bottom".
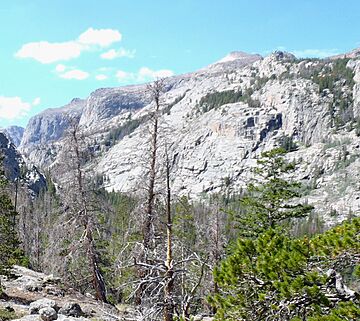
{"left": 163, "top": 146, "right": 174, "bottom": 321}
{"left": 143, "top": 80, "right": 163, "bottom": 253}
{"left": 143, "top": 107, "right": 158, "bottom": 252}
{"left": 136, "top": 80, "right": 164, "bottom": 306}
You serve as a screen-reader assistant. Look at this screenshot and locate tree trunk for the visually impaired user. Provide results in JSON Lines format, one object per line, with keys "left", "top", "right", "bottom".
{"left": 163, "top": 147, "right": 174, "bottom": 321}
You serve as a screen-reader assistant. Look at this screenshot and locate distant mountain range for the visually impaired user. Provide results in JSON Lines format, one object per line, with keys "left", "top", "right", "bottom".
{"left": 3, "top": 48, "right": 360, "bottom": 224}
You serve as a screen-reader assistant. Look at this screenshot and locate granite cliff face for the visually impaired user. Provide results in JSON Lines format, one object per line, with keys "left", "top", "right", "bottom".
{"left": 17, "top": 50, "right": 360, "bottom": 222}
{"left": 0, "top": 133, "right": 46, "bottom": 195}
{"left": 0, "top": 125, "right": 25, "bottom": 147}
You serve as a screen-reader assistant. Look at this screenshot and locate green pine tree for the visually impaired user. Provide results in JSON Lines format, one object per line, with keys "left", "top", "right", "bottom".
{"left": 210, "top": 218, "right": 360, "bottom": 320}
{"left": 235, "top": 148, "right": 313, "bottom": 238}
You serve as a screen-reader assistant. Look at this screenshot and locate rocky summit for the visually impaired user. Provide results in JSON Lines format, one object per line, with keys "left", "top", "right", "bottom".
{"left": 11, "top": 49, "right": 360, "bottom": 225}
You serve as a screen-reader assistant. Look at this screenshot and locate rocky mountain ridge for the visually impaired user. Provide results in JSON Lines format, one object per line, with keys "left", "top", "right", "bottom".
{"left": 0, "top": 126, "right": 25, "bottom": 147}
{"left": 0, "top": 133, "right": 46, "bottom": 195}
{"left": 14, "top": 48, "right": 360, "bottom": 223}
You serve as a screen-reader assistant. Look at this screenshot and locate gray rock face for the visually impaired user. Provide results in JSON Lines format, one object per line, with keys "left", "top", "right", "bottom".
{"left": 0, "top": 133, "right": 24, "bottom": 181}
{"left": 0, "top": 133, "right": 46, "bottom": 195}
{"left": 17, "top": 50, "right": 360, "bottom": 223}
{"left": 20, "top": 98, "right": 85, "bottom": 147}
{"left": 1, "top": 125, "right": 25, "bottom": 146}
{"left": 79, "top": 85, "right": 151, "bottom": 129}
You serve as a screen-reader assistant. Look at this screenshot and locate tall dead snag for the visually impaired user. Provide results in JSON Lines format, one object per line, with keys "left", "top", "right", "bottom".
{"left": 143, "top": 79, "right": 164, "bottom": 254}
{"left": 66, "top": 118, "right": 107, "bottom": 302}
{"left": 163, "top": 144, "right": 174, "bottom": 321}
{"left": 134, "top": 79, "right": 165, "bottom": 306}
{"left": 130, "top": 80, "right": 207, "bottom": 319}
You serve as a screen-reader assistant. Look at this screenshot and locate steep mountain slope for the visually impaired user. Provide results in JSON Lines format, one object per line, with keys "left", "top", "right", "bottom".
{"left": 0, "top": 126, "right": 25, "bottom": 146}
{"left": 18, "top": 50, "right": 360, "bottom": 222}
{"left": 0, "top": 133, "right": 46, "bottom": 195}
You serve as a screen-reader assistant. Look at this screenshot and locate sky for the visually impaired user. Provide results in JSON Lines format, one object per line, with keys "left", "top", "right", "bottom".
{"left": 0, "top": 0, "right": 360, "bottom": 128}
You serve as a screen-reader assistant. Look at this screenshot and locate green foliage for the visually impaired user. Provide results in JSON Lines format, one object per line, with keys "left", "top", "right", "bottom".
{"left": 98, "top": 190, "right": 140, "bottom": 302}
{"left": 314, "top": 59, "right": 354, "bottom": 127}
{"left": 197, "top": 90, "right": 244, "bottom": 113}
{"left": 296, "top": 58, "right": 355, "bottom": 128}
{"left": 0, "top": 308, "right": 18, "bottom": 320}
{"left": 0, "top": 157, "right": 24, "bottom": 278}
{"left": 105, "top": 118, "right": 142, "bottom": 147}
{"left": 210, "top": 218, "right": 360, "bottom": 320}
{"left": 233, "top": 148, "right": 313, "bottom": 237}
{"left": 173, "top": 198, "right": 197, "bottom": 259}
{"left": 312, "top": 59, "right": 355, "bottom": 92}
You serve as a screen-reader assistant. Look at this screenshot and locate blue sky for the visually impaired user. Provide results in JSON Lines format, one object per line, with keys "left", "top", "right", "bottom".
{"left": 1, "top": 0, "right": 360, "bottom": 128}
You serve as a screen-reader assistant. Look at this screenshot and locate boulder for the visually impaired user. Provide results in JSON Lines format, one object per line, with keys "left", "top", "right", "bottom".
{"left": 58, "top": 302, "right": 83, "bottom": 317}
{"left": 39, "top": 307, "right": 57, "bottom": 321}
{"left": 25, "top": 281, "right": 43, "bottom": 292}
{"left": 29, "top": 299, "right": 58, "bottom": 314}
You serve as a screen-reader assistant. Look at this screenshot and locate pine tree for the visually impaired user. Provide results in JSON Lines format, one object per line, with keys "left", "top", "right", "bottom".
{"left": 210, "top": 218, "right": 360, "bottom": 320}
{"left": 235, "top": 148, "right": 313, "bottom": 238}
{"left": 209, "top": 148, "right": 360, "bottom": 320}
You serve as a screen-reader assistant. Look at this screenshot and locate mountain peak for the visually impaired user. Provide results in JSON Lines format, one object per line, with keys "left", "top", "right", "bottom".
{"left": 216, "top": 51, "right": 262, "bottom": 64}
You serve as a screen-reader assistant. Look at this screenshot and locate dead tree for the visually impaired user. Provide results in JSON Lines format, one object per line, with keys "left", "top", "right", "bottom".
{"left": 131, "top": 81, "right": 207, "bottom": 318}
{"left": 163, "top": 144, "right": 174, "bottom": 321}
{"left": 143, "top": 79, "right": 165, "bottom": 253}
{"left": 135, "top": 79, "right": 166, "bottom": 306}
{"left": 65, "top": 118, "right": 107, "bottom": 302}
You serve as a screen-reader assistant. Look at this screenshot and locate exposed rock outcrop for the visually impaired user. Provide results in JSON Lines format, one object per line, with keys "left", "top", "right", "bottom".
{"left": 0, "top": 126, "right": 25, "bottom": 147}
{"left": 16, "top": 49, "right": 360, "bottom": 223}
{"left": 1, "top": 266, "right": 120, "bottom": 321}
{"left": 0, "top": 133, "right": 46, "bottom": 195}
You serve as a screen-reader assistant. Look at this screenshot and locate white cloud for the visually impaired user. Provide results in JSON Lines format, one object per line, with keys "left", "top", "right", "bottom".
{"left": 15, "top": 27, "right": 122, "bottom": 64}
{"left": 32, "top": 97, "right": 41, "bottom": 106}
{"left": 95, "top": 74, "right": 108, "bottom": 81}
{"left": 115, "top": 67, "right": 174, "bottom": 83}
{"left": 54, "top": 64, "right": 89, "bottom": 81}
{"left": 0, "top": 96, "right": 32, "bottom": 120}
{"left": 116, "top": 70, "right": 132, "bottom": 82}
{"left": 100, "top": 48, "right": 135, "bottom": 60}
{"left": 137, "top": 67, "right": 174, "bottom": 81}
{"left": 78, "top": 28, "right": 122, "bottom": 47}
{"left": 291, "top": 48, "right": 340, "bottom": 59}
{"left": 55, "top": 64, "right": 67, "bottom": 72}
{"left": 59, "top": 69, "right": 89, "bottom": 80}
{"left": 16, "top": 41, "right": 83, "bottom": 64}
